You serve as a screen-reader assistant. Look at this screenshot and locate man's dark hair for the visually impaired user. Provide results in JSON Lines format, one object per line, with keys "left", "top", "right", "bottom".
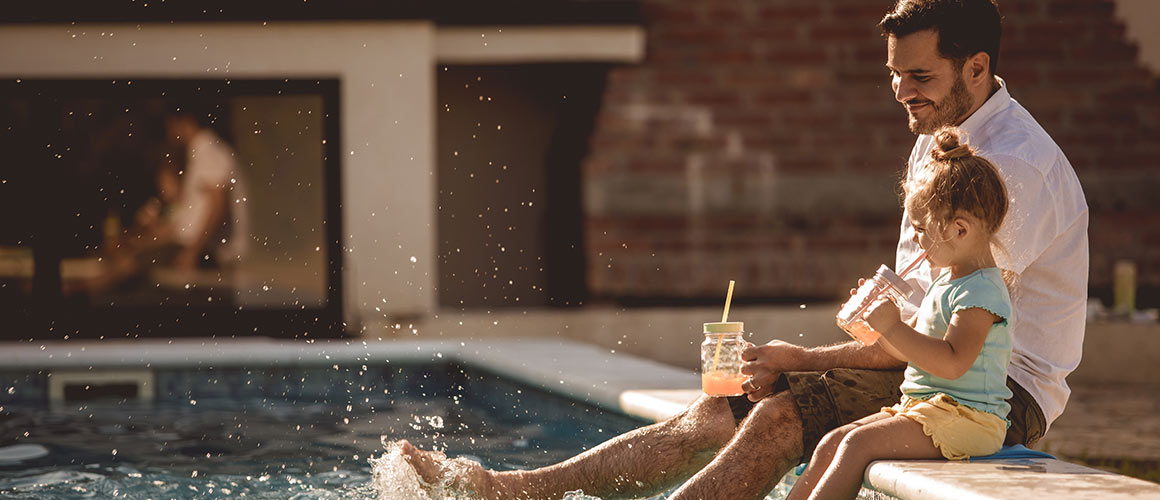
{"left": 879, "top": 0, "right": 1002, "bottom": 75}
{"left": 166, "top": 98, "right": 220, "bottom": 129}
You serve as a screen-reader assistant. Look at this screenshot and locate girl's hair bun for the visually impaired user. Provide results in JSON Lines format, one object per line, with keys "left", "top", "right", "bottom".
{"left": 931, "top": 127, "right": 973, "bottom": 162}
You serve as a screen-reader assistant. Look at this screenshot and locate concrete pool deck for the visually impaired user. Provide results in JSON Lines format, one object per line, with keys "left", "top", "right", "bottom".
{"left": 3, "top": 336, "right": 1160, "bottom": 499}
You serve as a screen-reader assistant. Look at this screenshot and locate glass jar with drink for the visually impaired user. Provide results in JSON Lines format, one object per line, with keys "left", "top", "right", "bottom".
{"left": 701, "top": 321, "right": 747, "bottom": 396}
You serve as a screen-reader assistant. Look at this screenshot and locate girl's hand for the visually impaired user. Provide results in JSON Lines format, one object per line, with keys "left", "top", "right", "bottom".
{"left": 849, "top": 277, "right": 866, "bottom": 296}
{"left": 864, "top": 298, "right": 902, "bottom": 337}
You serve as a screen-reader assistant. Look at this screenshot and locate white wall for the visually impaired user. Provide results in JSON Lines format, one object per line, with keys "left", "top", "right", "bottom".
{"left": 1115, "top": 0, "right": 1160, "bottom": 76}
{"left": 0, "top": 22, "right": 437, "bottom": 329}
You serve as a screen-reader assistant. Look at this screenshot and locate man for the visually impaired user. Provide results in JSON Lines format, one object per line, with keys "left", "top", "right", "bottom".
{"left": 162, "top": 106, "right": 250, "bottom": 272}
{"left": 400, "top": 1, "right": 1088, "bottom": 498}
{"left": 90, "top": 104, "right": 249, "bottom": 292}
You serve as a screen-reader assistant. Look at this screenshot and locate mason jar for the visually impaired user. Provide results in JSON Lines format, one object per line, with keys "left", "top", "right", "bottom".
{"left": 701, "top": 321, "right": 746, "bottom": 396}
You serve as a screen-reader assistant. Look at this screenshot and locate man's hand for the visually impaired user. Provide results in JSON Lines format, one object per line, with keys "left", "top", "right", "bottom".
{"left": 739, "top": 340, "right": 806, "bottom": 402}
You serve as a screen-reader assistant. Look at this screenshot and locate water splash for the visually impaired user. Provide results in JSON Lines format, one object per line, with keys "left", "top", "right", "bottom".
{"left": 369, "top": 440, "right": 490, "bottom": 500}
{"left": 368, "top": 441, "right": 434, "bottom": 500}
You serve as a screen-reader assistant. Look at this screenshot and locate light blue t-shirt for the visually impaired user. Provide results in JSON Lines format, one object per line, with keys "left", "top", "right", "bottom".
{"left": 900, "top": 267, "right": 1013, "bottom": 422}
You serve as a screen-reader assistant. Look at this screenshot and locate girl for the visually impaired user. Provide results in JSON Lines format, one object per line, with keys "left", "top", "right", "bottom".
{"left": 788, "top": 126, "right": 1013, "bottom": 500}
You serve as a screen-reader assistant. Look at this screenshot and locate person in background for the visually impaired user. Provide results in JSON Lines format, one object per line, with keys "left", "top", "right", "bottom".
{"left": 161, "top": 104, "right": 249, "bottom": 272}
{"left": 92, "top": 103, "right": 249, "bottom": 291}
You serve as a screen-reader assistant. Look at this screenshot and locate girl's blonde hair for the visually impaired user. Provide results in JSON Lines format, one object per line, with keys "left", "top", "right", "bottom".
{"left": 905, "top": 127, "right": 1017, "bottom": 291}
{"left": 904, "top": 126, "right": 1008, "bottom": 236}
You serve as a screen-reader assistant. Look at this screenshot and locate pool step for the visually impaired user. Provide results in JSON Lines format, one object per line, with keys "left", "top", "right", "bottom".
{"left": 47, "top": 369, "right": 154, "bottom": 404}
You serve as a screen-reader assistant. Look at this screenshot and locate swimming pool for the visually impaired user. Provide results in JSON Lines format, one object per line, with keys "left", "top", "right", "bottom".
{"left": 0, "top": 361, "right": 652, "bottom": 499}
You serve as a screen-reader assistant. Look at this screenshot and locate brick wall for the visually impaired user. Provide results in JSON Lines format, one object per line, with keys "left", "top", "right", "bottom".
{"left": 582, "top": 0, "right": 1160, "bottom": 304}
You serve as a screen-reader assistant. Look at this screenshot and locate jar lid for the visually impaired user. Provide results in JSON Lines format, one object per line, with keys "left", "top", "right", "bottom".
{"left": 704, "top": 321, "right": 744, "bottom": 333}
{"left": 875, "top": 264, "right": 915, "bottom": 298}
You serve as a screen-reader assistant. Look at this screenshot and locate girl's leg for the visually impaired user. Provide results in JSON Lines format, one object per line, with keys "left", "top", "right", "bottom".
{"left": 807, "top": 415, "right": 942, "bottom": 500}
{"left": 786, "top": 411, "right": 893, "bottom": 500}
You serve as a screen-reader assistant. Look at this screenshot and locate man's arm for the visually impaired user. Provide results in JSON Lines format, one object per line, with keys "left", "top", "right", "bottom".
{"left": 739, "top": 338, "right": 905, "bottom": 401}
{"left": 174, "top": 184, "right": 228, "bottom": 271}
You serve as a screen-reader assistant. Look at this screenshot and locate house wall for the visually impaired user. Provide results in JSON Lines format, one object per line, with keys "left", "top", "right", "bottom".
{"left": 583, "top": 0, "right": 1160, "bottom": 304}
{"left": 1115, "top": 0, "right": 1160, "bottom": 75}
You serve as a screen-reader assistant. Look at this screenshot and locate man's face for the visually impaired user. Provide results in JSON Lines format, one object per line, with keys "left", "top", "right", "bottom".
{"left": 165, "top": 115, "right": 197, "bottom": 145}
{"left": 886, "top": 30, "right": 973, "bottom": 135}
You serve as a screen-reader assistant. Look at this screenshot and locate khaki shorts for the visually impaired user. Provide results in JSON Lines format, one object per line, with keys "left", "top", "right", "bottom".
{"left": 727, "top": 369, "right": 1046, "bottom": 457}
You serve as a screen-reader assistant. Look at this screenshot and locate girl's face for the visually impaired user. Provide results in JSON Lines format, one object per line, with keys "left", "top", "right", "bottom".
{"left": 909, "top": 210, "right": 957, "bottom": 268}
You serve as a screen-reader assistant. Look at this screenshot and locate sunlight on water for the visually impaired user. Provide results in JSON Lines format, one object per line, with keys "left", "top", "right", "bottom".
{"left": 0, "top": 471, "right": 107, "bottom": 491}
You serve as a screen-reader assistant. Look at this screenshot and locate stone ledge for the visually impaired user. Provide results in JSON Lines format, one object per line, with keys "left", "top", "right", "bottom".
{"left": 866, "top": 458, "right": 1160, "bottom": 500}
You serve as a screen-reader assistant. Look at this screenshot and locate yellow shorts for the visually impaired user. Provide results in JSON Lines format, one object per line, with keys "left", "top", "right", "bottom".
{"left": 883, "top": 393, "right": 1007, "bottom": 460}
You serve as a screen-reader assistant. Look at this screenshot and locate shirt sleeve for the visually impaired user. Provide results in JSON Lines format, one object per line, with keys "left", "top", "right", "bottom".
{"left": 897, "top": 136, "right": 934, "bottom": 320}
{"left": 990, "top": 154, "right": 1057, "bottom": 276}
{"left": 949, "top": 275, "right": 1012, "bottom": 326}
{"left": 188, "top": 140, "right": 234, "bottom": 189}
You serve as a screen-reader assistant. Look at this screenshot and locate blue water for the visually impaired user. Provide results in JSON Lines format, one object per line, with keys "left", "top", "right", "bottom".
{"left": 0, "top": 363, "right": 648, "bottom": 499}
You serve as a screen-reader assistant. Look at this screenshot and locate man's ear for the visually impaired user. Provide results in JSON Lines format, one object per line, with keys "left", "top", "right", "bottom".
{"left": 964, "top": 52, "right": 990, "bottom": 87}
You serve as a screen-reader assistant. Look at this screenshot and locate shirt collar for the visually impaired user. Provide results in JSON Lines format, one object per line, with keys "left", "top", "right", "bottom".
{"left": 956, "top": 76, "right": 1010, "bottom": 142}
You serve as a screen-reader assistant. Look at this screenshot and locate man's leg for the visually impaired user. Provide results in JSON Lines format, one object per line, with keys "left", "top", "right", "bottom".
{"left": 668, "top": 368, "right": 906, "bottom": 500}
{"left": 1004, "top": 377, "right": 1047, "bottom": 447}
{"left": 402, "top": 393, "right": 740, "bottom": 499}
{"left": 668, "top": 391, "right": 804, "bottom": 500}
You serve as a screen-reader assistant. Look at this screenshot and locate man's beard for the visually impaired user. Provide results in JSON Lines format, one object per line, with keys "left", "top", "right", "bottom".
{"left": 906, "top": 74, "right": 973, "bottom": 135}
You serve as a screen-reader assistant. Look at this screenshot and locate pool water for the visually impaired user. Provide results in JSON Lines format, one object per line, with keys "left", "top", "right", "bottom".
{"left": 0, "top": 363, "right": 649, "bottom": 499}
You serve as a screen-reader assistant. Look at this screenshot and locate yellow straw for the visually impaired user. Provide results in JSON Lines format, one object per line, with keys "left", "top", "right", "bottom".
{"left": 710, "top": 280, "right": 736, "bottom": 371}
{"left": 721, "top": 280, "right": 735, "bottom": 323}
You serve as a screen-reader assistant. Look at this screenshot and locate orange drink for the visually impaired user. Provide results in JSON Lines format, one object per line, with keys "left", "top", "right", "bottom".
{"left": 701, "top": 372, "right": 746, "bottom": 396}
{"left": 836, "top": 264, "right": 915, "bottom": 346}
{"left": 701, "top": 321, "right": 745, "bottom": 396}
{"left": 843, "top": 319, "right": 881, "bottom": 346}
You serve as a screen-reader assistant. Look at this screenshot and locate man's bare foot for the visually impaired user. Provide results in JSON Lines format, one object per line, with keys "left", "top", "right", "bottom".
{"left": 396, "top": 440, "right": 510, "bottom": 499}
{"left": 398, "top": 440, "right": 446, "bottom": 486}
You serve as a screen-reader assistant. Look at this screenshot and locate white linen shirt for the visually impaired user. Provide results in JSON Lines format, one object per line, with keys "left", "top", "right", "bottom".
{"left": 172, "top": 129, "right": 250, "bottom": 263}
{"left": 895, "top": 78, "right": 1089, "bottom": 430}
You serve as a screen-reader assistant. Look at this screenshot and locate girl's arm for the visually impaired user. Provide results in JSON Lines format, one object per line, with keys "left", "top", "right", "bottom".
{"left": 864, "top": 299, "right": 997, "bottom": 380}
{"left": 873, "top": 314, "right": 916, "bottom": 363}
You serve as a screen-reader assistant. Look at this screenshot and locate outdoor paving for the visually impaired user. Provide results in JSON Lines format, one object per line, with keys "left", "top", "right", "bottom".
{"left": 1037, "top": 381, "right": 1160, "bottom": 464}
